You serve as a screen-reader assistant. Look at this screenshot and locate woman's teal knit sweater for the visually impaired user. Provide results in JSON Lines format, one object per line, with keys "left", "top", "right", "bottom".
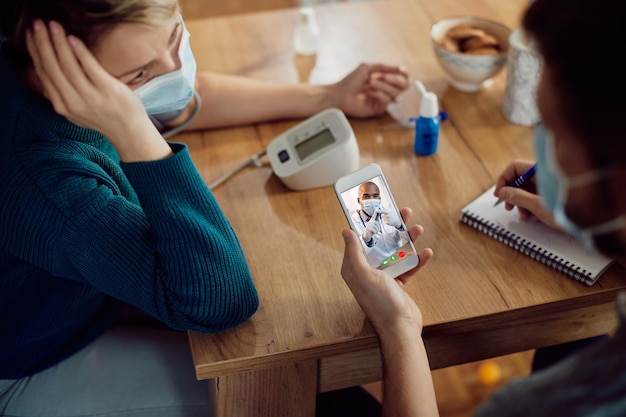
{"left": 0, "top": 41, "right": 259, "bottom": 379}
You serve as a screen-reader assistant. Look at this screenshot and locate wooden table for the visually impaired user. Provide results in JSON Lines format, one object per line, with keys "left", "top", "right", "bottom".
{"left": 181, "top": 1, "right": 626, "bottom": 415}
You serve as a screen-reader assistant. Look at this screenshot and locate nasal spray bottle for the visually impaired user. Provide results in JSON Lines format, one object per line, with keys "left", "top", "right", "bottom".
{"left": 413, "top": 81, "right": 441, "bottom": 156}
{"left": 293, "top": 7, "right": 320, "bottom": 55}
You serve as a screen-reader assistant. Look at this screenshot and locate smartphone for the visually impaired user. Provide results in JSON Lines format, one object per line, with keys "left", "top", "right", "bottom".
{"left": 334, "top": 163, "right": 419, "bottom": 277}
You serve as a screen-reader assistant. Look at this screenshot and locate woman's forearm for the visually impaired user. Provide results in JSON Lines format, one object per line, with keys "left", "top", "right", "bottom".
{"left": 186, "top": 72, "right": 334, "bottom": 129}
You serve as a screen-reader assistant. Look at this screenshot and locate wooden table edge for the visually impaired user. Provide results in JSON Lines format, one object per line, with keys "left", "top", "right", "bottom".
{"left": 192, "top": 288, "right": 622, "bottom": 386}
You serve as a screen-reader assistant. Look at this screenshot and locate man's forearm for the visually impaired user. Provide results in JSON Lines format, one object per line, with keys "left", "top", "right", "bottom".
{"left": 379, "top": 324, "right": 440, "bottom": 417}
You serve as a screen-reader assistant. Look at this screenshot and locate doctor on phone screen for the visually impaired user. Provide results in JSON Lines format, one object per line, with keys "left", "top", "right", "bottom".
{"left": 350, "top": 181, "right": 407, "bottom": 268}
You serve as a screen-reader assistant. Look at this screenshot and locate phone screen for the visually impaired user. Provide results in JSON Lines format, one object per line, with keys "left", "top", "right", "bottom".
{"left": 339, "top": 174, "right": 415, "bottom": 270}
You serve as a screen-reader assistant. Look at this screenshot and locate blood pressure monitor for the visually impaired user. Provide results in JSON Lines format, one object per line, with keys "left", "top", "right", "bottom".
{"left": 267, "top": 108, "right": 360, "bottom": 191}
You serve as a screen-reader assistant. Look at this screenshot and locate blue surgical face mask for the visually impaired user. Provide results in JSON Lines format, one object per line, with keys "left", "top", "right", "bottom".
{"left": 134, "top": 18, "right": 197, "bottom": 115}
{"left": 361, "top": 198, "right": 381, "bottom": 217}
{"left": 534, "top": 124, "right": 624, "bottom": 252}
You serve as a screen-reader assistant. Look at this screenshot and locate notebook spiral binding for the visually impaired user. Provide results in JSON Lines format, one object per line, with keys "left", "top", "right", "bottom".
{"left": 461, "top": 212, "right": 594, "bottom": 285}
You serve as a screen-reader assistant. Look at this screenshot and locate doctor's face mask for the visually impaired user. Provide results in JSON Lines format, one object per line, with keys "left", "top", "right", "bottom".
{"left": 361, "top": 198, "right": 382, "bottom": 217}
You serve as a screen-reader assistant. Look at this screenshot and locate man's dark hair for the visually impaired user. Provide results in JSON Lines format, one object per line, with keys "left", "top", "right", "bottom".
{"left": 524, "top": 0, "right": 626, "bottom": 165}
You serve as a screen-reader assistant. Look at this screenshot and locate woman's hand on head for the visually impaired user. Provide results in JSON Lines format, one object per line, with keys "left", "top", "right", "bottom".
{"left": 340, "top": 207, "right": 433, "bottom": 334}
{"left": 25, "top": 20, "right": 168, "bottom": 160}
{"left": 494, "top": 159, "right": 559, "bottom": 229}
{"left": 329, "top": 63, "right": 409, "bottom": 118}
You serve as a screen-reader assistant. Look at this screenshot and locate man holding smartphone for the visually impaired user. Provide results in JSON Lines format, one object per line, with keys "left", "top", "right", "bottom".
{"left": 350, "top": 181, "right": 407, "bottom": 268}
{"left": 339, "top": 1, "right": 626, "bottom": 416}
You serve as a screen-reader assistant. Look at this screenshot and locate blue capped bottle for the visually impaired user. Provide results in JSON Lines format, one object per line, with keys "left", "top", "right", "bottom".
{"left": 413, "top": 81, "right": 440, "bottom": 156}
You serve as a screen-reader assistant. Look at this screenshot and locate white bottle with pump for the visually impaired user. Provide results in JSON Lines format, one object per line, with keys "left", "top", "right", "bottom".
{"left": 293, "top": 7, "right": 320, "bottom": 55}
{"left": 413, "top": 81, "right": 440, "bottom": 156}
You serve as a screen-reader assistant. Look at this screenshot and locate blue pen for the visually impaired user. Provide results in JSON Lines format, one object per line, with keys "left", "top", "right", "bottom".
{"left": 493, "top": 163, "right": 537, "bottom": 207}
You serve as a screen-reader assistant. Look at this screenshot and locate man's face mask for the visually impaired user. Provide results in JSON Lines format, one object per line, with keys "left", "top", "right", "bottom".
{"left": 361, "top": 198, "right": 381, "bottom": 217}
{"left": 134, "top": 17, "right": 197, "bottom": 115}
{"left": 534, "top": 123, "right": 624, "bottom": 252}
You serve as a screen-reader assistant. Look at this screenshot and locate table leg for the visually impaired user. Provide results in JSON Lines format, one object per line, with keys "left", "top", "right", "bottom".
{"left": 208, "top": 378, "right": 218, "bottom": 417}
{"left": 216, "top": 360, "right": 318, "bottom": 417}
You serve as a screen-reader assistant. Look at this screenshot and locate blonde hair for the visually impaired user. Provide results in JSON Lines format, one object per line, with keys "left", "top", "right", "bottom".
{"left": 1, "top": 0, "right": 180, "bottom": 69}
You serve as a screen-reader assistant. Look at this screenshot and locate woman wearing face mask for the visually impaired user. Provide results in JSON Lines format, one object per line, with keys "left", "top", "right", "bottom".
{"left": 0, "top": 1, "right": 409, "bottom": 138}
{"left": 0, "top": 0, "right": 409, "bottom": 414}
{"left": 339, "top": 0, "right": 626, "bottom": 416}
{"left": 0, "top": 1, "right": 259, "bottom": 416}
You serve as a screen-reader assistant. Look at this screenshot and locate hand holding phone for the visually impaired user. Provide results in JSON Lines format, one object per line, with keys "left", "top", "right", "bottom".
{"left": 334, "top": 163, "right": 419, "bottom": 278}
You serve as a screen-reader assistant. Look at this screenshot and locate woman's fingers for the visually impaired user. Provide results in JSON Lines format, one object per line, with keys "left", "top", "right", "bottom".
{"left": 27, "top": 20, "right": 82, "bottom": 115}
{"left": 66, "top": 32, "right": 119, "bottom": 91}
{"left": 25, "top": 19, "right": 144, "bottom": 133}
{"left": 48, "top": 21, "right": 95, "bottom": 96}
{"left": 367, "top": 74, "right": 406, "bottom": 103}
{"left": 66, "top": 29, "right": 146, "bottom": 120}
{"left": 25, "top": 24, "right": 64, "bottom": 109}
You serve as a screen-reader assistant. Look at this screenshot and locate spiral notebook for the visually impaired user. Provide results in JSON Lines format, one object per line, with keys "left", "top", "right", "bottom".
{"left": 460, "top": 186, "right": 613, "bottom": 286}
